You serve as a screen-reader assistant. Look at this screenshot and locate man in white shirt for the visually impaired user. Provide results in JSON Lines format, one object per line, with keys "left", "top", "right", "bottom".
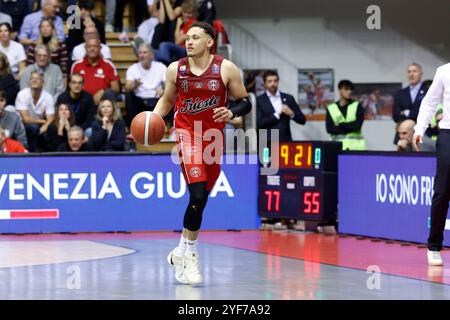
{"left": 124, "top": 42, "right": 166, "bottom": 127}
{"left": 413, "top": 62, "right": 450, "bottom": 267}
{"left": 71, "top": 25, "right": 112, "bottom": 61}
{"left": 15, "top": 70, "right": 54, "bottom": 152}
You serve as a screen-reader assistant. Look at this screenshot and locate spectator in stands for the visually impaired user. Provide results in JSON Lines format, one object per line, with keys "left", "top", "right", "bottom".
{"left": 70, "top": 38, "right": 121, "bottom": 106}
{"left": 19, "top": 0, "right": 65, "bottom": 46}
{"left": 0, "top": 52, "right": 19, "bottom": 105}
{"left": 105, "top": 0, "right": 116, "bottom": 33}
{"left": 393, "top": 63, "right": 428, "bottom": 144}
{"left": 0, "top": 125, "right": 28, "bottom": 153}
{"left": 26, "top": 17, "right": 68, "bottom": 77}
{"left": 71, "top": 25, "right": 112, "bottom": 62}
{"left": 66, "top": 0, "right": 106, "bottom": 54}
{"left": 124, "top": 43, "right": 166, "bottom": 127}
{"left": 114, "top": 0, "right": 149, "bottom": 33}
{"left": 196, "top": 0, "right": 215, "bottom": 25}
{"left": 0, "top": 22, "right": 26, "bottom": 80}
{"left": 397, "top": 119, "right": 435, "bottom": 152}
{"left": 46, "top": 102, "right": 75, "bottom": 151}
{"left": 154, "top": 0, "right": 196, "bottom": 65}
{"left": 257, "top": 70, "right": 306, "bottom": 142}
{"left": 0, "top": 90, "right": 27, "bottom": 147}
{"left": 131, "top": 0, "right": 160, "bottom": 55}
{"left": 56, "top": 73, "right": 95, "bottom": 133}
{"left": 0, "top": 0, "right": 29, "bottom": 38}
{"left": 15, "top": 70, "right": 54, "bottom": 152}
{"left": 91, "top": 98, "right": 125, "bottom": 151}
{"left": 151, "top": 0, "right": 182, "bottom": 49}
{"left": 326, "top": 80, "right": 365, "bottom": 150}
{"left": 56, "top": 125, "right": 93, "bottom": 151}
{"left": 20, "top": 44, "right": 65, "bottom": 98}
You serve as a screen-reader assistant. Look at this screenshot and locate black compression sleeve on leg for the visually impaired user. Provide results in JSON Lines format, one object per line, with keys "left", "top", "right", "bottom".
{"left": 183, "top": 182, "right": 209, "bottom": 232}
{"left": 229, "top": 97, "right": 252, "bottom": 119}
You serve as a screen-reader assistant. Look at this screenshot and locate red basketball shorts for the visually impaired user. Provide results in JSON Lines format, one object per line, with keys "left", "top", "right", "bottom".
{"left": 176, "top": 130, "right": 224, "bottom": 191}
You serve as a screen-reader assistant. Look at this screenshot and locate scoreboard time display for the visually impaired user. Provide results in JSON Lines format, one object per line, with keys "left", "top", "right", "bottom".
{"left": 258, "top": 141, "right": 340, "bottom": 222}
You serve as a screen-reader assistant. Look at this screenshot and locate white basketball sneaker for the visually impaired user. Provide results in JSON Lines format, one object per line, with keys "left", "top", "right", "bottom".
{"left": 181, "top": 252, "right": 203, "bottom": 286}
{"left": 427, "top": 250, "right": 444, "bottom": 266}
{"left": 167, "top": 249, "right": 188, "bottom": 284}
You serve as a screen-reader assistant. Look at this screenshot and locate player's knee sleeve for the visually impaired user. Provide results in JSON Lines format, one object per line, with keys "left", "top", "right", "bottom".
{"left": 183, "top": 182, "right": 209, "bottom": 231}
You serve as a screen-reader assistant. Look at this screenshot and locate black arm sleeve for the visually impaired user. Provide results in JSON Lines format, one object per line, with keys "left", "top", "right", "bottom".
{"left": 229, "top": 97, "right": 252, "bottom": 118}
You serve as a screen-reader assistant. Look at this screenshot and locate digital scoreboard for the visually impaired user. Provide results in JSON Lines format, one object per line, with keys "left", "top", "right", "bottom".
{"left": 258, "top": 141, "right": 341, "bottom": 222}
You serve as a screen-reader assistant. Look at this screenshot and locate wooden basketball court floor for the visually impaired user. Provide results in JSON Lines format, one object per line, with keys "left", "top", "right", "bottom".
{"left": 0, "top": 230, "right": 449, "bottom": 299}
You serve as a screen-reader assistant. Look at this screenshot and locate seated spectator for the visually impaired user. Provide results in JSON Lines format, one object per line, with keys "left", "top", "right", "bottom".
{"left": 20, "top": 44, "right": 65, "bottom": 98}
{"left": 15, "top": 70, "right": 54, "bottom": 152}
{"left": 151, "top": 0, "right": 182, "bottom": 49}
{"left": 0, "top": 90, "right": 27, "bottom": 147}
{"left": 0, "top": 0, "right": 29, "bottom": 38}
{"left": 70, "top": 38, "right": 121, "bottom": 105}
{"left": 0, "top": 22, "right": 26, "bottom": 79}
{"left": 131, "top": 0, "right": 160, "bottom": 55}
{"left": 124, "top": 43, "right": 166, "bottom": 127}
{"left": 91, "top": 98, "right": 125, "bottom": 151}
{"left": 56, "top": 125, "right": 93, "bottom": 152}
{"left": 154, "top": 0, "right": 196, "bottom": 65}
{"left": 66, "top": 0, "right": 106, "bottom": 53}
{"left": 71, "top": 25, "right": 112, "bottom": 62}
{"left": 56, "top": 73, "right": 95, "bottom": 133}
{"left": 19, "top": 0, "right": 64, "bottom": 46}
{"left": 0, "top": 52, "right": 18, "bottom": 105}
{"left": 26, "top": 17, "right": 68, "bottom": 76}
{"left": 0, "top": 125, "right": 28, "bottom": 153}
{"left": 45, "top": 102, "right": 75, "bottom": 151}
{"left": 114, "top": 0, "right": 148, "bottom": 33}
{"left": 397, "top": 119, "right": 435, "bottom": 152}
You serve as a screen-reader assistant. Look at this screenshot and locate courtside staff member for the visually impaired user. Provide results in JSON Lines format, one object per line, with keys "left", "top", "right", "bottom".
{"left": 414, "top": 62, "right": 450, "bottom": 266}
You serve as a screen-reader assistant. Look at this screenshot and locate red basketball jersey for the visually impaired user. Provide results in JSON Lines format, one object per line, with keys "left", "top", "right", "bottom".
{"left": 174, "top": 55, "right": 228, "bottom": 132}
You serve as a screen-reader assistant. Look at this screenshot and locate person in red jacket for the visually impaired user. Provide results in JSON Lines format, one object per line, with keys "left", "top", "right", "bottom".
{"left": 0, "top": 126, "right": 28, "bottom": 153}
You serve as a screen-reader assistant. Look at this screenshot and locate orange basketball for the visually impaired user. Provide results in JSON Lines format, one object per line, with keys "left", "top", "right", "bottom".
{"left": 130, "top": 111, "right": 165, "bottom": 145}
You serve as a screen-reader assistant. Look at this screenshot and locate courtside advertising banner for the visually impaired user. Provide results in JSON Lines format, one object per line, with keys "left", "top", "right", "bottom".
{"left": 338, "top": 153, "right": 450, "bottom": 246}
{"left": 0, "top": 154, "right": 259, "bottom": 233}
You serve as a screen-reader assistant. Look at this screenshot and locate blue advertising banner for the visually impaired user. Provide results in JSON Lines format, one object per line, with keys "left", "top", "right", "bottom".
{"left": 338, "top": 153, "right": 450, "bottom": 245}
{"left": 0, "top": 154, "right": 260, "bottom": 233}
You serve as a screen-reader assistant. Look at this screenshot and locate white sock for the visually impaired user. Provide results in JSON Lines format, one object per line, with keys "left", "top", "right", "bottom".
{"left": 185, "top": 239, "right": 198, "bottom": 255}
{"left": 174, "top": 234, "right": 187, "bottom": 256}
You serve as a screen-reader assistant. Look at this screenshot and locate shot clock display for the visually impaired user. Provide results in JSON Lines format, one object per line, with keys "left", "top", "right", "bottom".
{"left": 258, "top": 141, "right": 341, "bottom": 222}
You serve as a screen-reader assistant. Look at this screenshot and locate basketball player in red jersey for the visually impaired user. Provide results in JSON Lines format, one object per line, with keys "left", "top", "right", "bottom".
{"left": 153, "top": 22, "right": 251, "bottom": 285}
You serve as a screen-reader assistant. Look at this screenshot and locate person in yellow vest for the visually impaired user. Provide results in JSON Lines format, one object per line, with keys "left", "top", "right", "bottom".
{"left": 326, "top": 80, "right": 366, "bottom": 150}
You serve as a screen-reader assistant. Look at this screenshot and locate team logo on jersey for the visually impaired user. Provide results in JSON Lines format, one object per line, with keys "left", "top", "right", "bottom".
{"left": 208, "top": 80, "right": 219, "bottom": 91}
{"left": 190, "top": 167, "right": 202, "bottom": 178}
{"left": 212, "top": 64, "right": 220, "bottom": 74}
{"left": 179, "top": 65, "right": 187, "bottom": 74}
{"left": 181, "top": 80, "right": 189, "bottom": 92}
{"left": 194, "top": 82, "right": 203, "bottom": 89}
{"left": 95, "top": 68, "right": 105, "bottom": 78}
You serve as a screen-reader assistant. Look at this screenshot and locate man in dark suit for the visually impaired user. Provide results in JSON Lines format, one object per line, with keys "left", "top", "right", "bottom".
{"left": 393, "top": 63, "right": 428, "bottom": 143}
{"left": 256, "top": 70, "right": 306, "bottom": 142}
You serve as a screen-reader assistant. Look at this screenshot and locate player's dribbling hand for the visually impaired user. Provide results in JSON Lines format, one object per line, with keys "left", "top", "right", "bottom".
{"left": 213, "top": 107, "right": 233, "bottom": 122}
{"left": 412, "top": 134, "right": 423, "bottom": 152}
